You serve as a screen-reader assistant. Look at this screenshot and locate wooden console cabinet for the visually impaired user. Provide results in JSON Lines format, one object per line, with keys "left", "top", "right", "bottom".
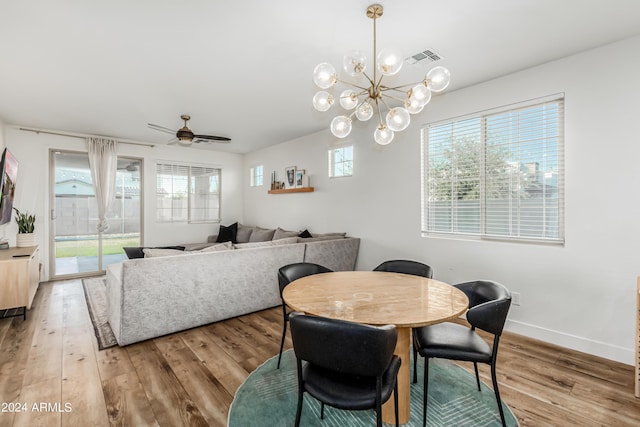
{"left": 0, "top": 246, "right": 40, "bottom": 314}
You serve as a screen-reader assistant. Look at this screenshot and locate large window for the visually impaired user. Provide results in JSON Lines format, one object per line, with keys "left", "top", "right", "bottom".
{"left": 328, "top": 145, "right": 353, "bottom": 178}
{"left": 156, "top": 162, "right": 221, "bottom": 223}
{"left": 422, "top": 95, "right": 564, "bottom": 243}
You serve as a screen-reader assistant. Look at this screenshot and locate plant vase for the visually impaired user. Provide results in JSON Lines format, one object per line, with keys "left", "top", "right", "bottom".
{"left": 16, "top": 233, "right": 36, "bottom": 248}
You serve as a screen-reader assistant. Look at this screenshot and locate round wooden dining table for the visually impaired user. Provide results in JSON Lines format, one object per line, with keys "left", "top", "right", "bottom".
{"left": 282, "top": 270, "right": 469, "bottom": 425}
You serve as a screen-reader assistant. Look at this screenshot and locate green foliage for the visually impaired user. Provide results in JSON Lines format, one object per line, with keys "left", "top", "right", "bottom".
{"left": 13, "top": 207, "right": 35, "bottom": 233}
{"left": 429, "top": 138, "right": 521, "bottom": 201}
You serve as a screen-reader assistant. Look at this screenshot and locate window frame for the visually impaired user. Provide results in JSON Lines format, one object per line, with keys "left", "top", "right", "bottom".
{"left": 155, "top": 161, "right": 221, "bottom": 224}
{"left": 421, "top": 94, "right": 565, "bottom": 244}
{"left": 328, "top": 144, "right": 354, "bottom": 178}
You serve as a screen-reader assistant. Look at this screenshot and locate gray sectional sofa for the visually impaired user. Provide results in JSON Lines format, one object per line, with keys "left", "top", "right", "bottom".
{"left": 106, "top": 236, "right": 360, "bottom": 346}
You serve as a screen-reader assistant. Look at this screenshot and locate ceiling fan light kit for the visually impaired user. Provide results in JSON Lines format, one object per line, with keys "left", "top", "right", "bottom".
{"left": 312, "top": 4, "right": 451, "bottom": 145}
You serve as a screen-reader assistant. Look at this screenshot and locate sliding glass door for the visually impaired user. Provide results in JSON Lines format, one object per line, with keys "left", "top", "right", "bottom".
{"left": 50, "top": 150, "right": 142, "bottom": 278}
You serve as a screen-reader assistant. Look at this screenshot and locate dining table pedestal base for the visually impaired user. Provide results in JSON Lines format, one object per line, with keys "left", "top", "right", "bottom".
{"left": 382, "top": 327, "right": 411, "bottom": 425}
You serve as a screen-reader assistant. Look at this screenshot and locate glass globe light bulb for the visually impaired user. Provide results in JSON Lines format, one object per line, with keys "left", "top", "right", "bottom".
{"left": 376, "top": 48, "right": 403, "bottom": 76}
{"left": 356, "top": 102, "right": 373, "bottom": 121}
{"left": 343, "top": 50, "right": 366, "bottom": 77}
{"left": 339, "top": 90, "right": 358, "bottom": 110}
{"left": 312, "top": 91, "right": 334, "bottom": 112}
{"left": 386, "top": 107, "right": 411, "bottom": 132}
{"left": 409, "top": 84, "right": 432, "bottom": 107}
{"left": 330, "top": 115, "right": 353, "bottom": 138}
{"left": 313, "top": 62, "right": 337, "bottom": 89}
{"left": 426, "top": 66, "right": 451, "bottom": 92}
{"left": 405, "top": 98, "right": 425, "bottom": 114}
{"left": 374, "top": 125, "right": 394, "bottom": 145}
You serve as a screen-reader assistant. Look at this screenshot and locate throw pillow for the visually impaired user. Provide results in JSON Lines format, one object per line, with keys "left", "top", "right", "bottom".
{"left": 248, "top": 227, "right": 276, "bottom": 242}
{"left": 235, "top": 223, "right": 255, "bottom": 243}
{"left": 216, "top": 222, "right": 238, "bottom": 243}
{"left": 298, "top": 229, "right": 312, "bottom": 238}
{"left": 143, "top": 248, "right": 187, "bottom": 258}
{"left": 272, "top": 227, "right": 300, "bottom": 240}
{"left": 123, "top": 246, "right": 186, "bottom": 259}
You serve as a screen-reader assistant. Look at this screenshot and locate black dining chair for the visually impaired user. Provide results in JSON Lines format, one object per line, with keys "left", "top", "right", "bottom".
{"left": 373, "top": 259, "right": 433, "bottom": 279}
{"left": 276, "top": 262, "right": 333, "bottom": 369}
{"left": 412, "top": 280, "right": 512, "bottom": 427}
{"left": 373, "top": 259, "right": 434, "bottom": 381}
{"left": 289, "top": 312, "right": 401, "bottom": 427}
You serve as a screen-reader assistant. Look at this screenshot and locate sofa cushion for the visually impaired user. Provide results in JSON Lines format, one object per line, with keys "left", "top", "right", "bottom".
{"left": 196, "top": 241, "right": 233, "bottom": 252}
{"left": 123, "top": 246, "right": 186, "bottom": 259}
{"left": 249, "top": 227, "right": 276, "bottom": 242}
{"left": 234, "top": 237, "right": 298, "bottom": 249}
{"left": 143, "top": 248, "right": 187, "bottom": 258}
{"left": 235, "top": 223, "right": 254, "bottom": 243}
{"left": 273, "top": 227, "right": 300, "bottom": 240}
{"left": 216, "top": 222, "right": 238, "bottom": 243}
{"left": 312, "top": 232, "right": 347, "bottom": 238}
{"left": 297, "top": 235, "right": 345, "bottom": 243}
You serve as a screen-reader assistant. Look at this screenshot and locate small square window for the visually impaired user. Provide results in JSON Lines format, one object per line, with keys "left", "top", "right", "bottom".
{"left": 328, "top": 146, "right": 353, "bottom": 178}
{"left": 250, "top": 165, "right": 264, "bottom": 187}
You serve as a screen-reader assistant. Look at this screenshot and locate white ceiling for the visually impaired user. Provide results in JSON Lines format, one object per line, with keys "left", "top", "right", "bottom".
{"left": 1, "top": 0, "right": 639, "bottom": 154}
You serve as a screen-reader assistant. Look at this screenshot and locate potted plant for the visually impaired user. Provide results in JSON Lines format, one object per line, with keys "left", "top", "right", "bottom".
{"left": 14, "top": 207, "right": 36, "bottom": 247}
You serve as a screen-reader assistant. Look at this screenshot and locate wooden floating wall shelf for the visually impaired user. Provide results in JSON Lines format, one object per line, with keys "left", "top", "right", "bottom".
{"left": 268, "top": 187, "right": 314, "bottom": 194}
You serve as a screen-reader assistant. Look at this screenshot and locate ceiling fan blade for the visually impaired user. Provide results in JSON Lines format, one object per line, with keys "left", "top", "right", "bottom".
{"left": 193, "top": 134, "right": 232, "bottom": 142}
{"left": 167, "top": 138, "right": 179, "bottom": 145}
{"left": 148, "top": 123, "right": 177, "bottom": 135}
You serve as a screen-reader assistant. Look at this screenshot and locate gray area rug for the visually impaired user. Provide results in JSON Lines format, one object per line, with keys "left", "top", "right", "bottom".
{"left": 82, "top": 277, "right": 117, "bottom": 350}
{"left": 229, "top": 349, "right": 519, "bottom": 427}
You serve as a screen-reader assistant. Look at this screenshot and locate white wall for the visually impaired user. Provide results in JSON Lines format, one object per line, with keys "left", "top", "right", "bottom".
{"left": 243, "top": 35, "right": 640, "bottom": 365}
{"left": 5, "top": 127, "right": 244, "bottom": 281}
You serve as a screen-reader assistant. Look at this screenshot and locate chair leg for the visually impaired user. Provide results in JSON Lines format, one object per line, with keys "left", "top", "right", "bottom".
{"left": 473, "top": 362, "right": 481, "bottom": 391}
{"left": 294, "top": 390, "right": 304, "bottom": 427}
{"left": 422, "top": 358, "right": 429, "bottom": 427}
{"left": 320, "top": 402, "right": 325, "bottom": 419}
{"left": 277, "top": 319, "right": 287, "bottom": 369}
{"left": 394, "top": 381, "right": 399, "bottom": 427}
{"left": 413, "top": 344, "right": 418, "bottom": 384}
{"left": 490, "top": 362, "right": 507, "bottom": 427}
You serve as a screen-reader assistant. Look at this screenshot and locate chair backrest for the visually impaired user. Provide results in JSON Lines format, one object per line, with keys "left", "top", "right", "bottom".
{"left": 277, "top": 262, "right": 333, "bottom": 296}
{"left": 373, "top": 259, "right": 433, "bottom": 279}
{"left": 455, "top": 280, "right": 511, "bottom": 336}
{"left": 289, "top": 312, "right": 397, "bottom": 378}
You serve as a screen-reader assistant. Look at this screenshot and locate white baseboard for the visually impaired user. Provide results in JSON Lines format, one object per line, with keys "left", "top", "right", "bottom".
{"left": 505, "top": 319, "right": 634, "bottom": 366}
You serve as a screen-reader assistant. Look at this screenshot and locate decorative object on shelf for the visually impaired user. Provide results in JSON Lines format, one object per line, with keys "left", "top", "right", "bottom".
{"left": 295, "top": 169, "right": 307, "bottom": 188}
{"left": 13, "top": 207, "right": 36, "bottom": 248}
{"left": 312, "top": 4, "right": 451, "bottom": 145}
{"left": 285, "top": 166, "right": 296, "bottom": 189}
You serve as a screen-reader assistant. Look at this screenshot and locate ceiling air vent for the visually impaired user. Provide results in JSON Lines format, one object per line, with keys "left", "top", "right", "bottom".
{"left": 405, "top": 48, "right": 442, "bottom": 65}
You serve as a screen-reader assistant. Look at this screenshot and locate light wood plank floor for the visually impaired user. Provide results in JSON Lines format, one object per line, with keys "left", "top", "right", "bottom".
{"left": 0, "top": 280, "right": 638, "bottom": 426}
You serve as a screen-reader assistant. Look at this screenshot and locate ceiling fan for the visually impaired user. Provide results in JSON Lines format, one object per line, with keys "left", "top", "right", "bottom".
{"left": 147, "top": 114, "right": 231, "bottom": 145}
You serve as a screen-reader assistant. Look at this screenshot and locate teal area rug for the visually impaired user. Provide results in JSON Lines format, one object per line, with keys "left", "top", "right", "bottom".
{"left": 229, "top": 349, "right": 518, "bottom": 426}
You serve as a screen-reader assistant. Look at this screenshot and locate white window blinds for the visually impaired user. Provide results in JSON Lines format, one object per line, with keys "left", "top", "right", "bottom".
{"left": 156, "top": 162, "right": 221, "bottom": 223}
{"left": 422, "top": 95, "right": 564, "bottom": 243}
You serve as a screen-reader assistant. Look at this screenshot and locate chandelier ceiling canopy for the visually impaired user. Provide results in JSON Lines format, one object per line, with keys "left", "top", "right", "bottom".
{"left": 312, "top": 4, "right": 451, "bottom": 145}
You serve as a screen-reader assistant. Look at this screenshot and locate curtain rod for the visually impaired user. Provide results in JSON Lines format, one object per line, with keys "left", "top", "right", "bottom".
{"left": 17, "top": 126, "right": 156, "bottom": 148}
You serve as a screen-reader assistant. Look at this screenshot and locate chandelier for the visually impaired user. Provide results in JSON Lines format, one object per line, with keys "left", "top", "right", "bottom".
{"left": 312, "top": 4, "right": 451, "bottom": 145}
